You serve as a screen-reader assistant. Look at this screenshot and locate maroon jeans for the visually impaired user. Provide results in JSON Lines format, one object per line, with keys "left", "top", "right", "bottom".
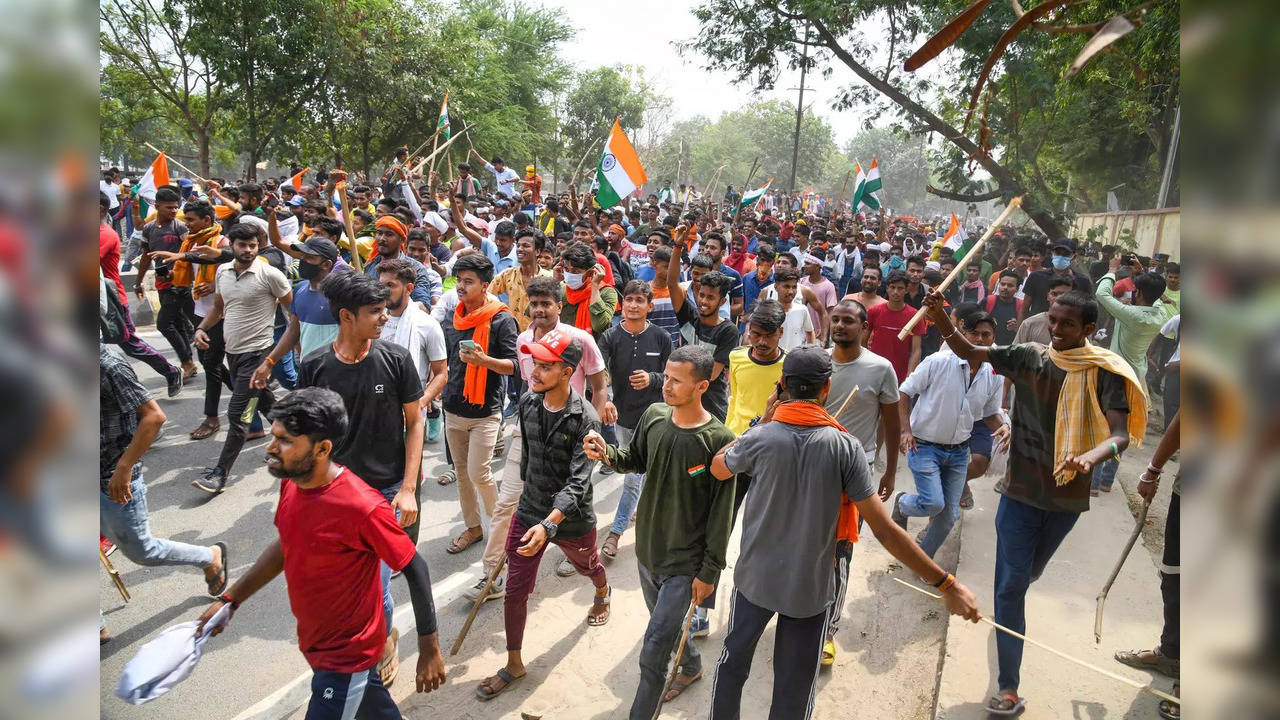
{"left": 503, "top": 516, "right": 607, "bottom": 651}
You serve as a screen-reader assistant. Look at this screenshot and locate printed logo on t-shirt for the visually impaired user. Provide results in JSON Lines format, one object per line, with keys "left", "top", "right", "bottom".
{"left": 374, "top": 384, "right": 384, "bottom": 394}
{"left": 323, "top": 687, "right": 334, "bottom": 700}
{"left": 687, "top": 463, "right": 707, "bottom": 477}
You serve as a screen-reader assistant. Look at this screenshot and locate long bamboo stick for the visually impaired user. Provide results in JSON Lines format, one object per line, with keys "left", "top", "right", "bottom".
{"left": 896, "top": 197, "right": 1022, "bottom": 339}
{"left": 893, "top": 578, "right": 1178, "bottom": 704}
{"left": 144, "top": 142, "right": 208, "bottom": 184}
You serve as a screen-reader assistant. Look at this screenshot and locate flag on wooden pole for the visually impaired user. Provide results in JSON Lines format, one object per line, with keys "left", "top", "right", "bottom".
{"left": 850, "top": 160, "right": 866, "bottom": 214}
{"left": 437, "top": 92, "right": 451, "bottom": 141}
{"left": 856, "top": 157, "right": 882, "bottom": 211}
{"left": 137, "top": 152, "right": 170, "bottom": 206}
{"left": 594, "top": 118, "right": 647, "bottom": 209}
{"left": 285, "top": 167, "right": 310, "bottom": 192}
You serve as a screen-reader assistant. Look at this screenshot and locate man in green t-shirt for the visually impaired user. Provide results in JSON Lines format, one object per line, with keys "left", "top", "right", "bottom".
{"left": 584, "top": 344, "right": 737, "bottom": 718}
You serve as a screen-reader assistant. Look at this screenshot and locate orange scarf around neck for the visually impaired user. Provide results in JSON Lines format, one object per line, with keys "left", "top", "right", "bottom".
{"left": 771, "top": 401, "right": 861, "bottom": 543}
{"left": 453, "top": 298, "right": 510, "bottom": 405}
{"left": 563, "top": 282, "right": 594, "bottom": 332}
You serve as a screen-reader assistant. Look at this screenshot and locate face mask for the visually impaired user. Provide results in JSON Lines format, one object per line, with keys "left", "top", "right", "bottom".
{"left": 298, "top": 261, "right": 322, "bottom": 280}
{"left": 564, "top": 271, "right": 585, "bottom": 290}
{"left": 1051, "top": 255, "right": 1071, "bottom": 270}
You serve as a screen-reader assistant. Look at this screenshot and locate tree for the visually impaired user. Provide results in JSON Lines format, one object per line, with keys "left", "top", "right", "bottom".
{"left": 99, "top": 0, "right": 228, "bottom": 177}
{"left": 683, "top": 0, "right": 1179, "bottom": 236}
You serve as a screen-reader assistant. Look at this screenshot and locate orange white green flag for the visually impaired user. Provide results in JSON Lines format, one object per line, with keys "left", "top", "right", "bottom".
{"left": 593, "top": 118, "right": 646, "bottom": 209}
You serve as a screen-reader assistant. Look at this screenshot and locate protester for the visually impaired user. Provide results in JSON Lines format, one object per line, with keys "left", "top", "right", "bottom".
{"left": 440, "top": 254, "right": 518, "bottom": 555}
{"left": 466, "top": 275, "right": 606, "bottom": 599}
{"left": 99, "top": 346, "right": 228, "bottom": 642}
{"left": 191, "top": 223, "right": 293, "bottom": 494}
{"left": 771, "top": 267, "right": 816, "bottom": 350}
{"left": 365, "top": 215, "right": 441, "bottom": 308}
{"left": 800, "top": 253, "right": 838, "bottom": 342}
{"left": 921, "top": 288, "right": 1145, "bottom": 715}
{"left": 865, "top": 270, "right": 925, "bottom": 382}
{"left": 644, "top": 243, "right": 681, "bottom": 347}
{"left": 741, "top": 242, "right": 776, "bottom": 315}
{"left": 666, "top": 242, "right": 738, "bottom": 421}
{"left": 706, "top": 345, "right": 981, "bottom": 720}
{"left": 101, "top": 192, "right": 182, "bottom": 394}
{"left": 596, "top": 279, "right": 672, "bottom": 561}
{"left": 132, "top": 186, "right": 199, "bottom": 382}
{"left": 987, "top": 271, "right": 1024, "bottom": 345}
{"left": 193, "top": 387, "right": 446, "bottom": 714}
{"left": 249, "top": 237, "right": 343, "bottom": 392}
{"left": 296, "top": 269, "right": 425, "bottom": 684}
{"left": 845, "top": 264, "right": 887, "bottom": 311}
{"left": 725, "top": 300, "right": 787, "bottom": 436}
{"left": 821, "top": 299, "right": 901, "bottom": 663}
{"left": 1018, "top": 238, "right": 1092, "bottom": 322}
{"left": 584, "top": 344, "right": 737, "bottom": 715}
{"left": 892, "top": 310, "right": 1005, "bottom": 558}
{"left": 474, "top": 331, "right": 610, "bottom": 701}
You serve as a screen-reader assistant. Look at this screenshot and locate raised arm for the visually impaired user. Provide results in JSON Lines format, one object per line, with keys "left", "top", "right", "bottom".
{"left": 923, "top": 289, "right": 990, "bottom": 366}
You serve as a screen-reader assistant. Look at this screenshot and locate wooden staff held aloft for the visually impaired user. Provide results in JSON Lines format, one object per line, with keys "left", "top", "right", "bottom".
{"left": 335, "top": 181, "right": 362, "bottom": 274}
{"left": 896, "top": 196, "right": 1023, "bottom": 340}
{"left": 144, "top": 142, "right": 209, "bottom": 184}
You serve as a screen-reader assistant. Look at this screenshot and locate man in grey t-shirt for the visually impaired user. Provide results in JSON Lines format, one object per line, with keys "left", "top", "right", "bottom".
{"left": 708, "top": 345, "right": 980, "bottom": 720}
{"left": 822, "top": 299, "right": 902, "bottom": 663}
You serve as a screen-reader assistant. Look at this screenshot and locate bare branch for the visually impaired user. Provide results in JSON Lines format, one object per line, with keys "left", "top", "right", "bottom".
{"left": 926, "top": 184, "right": 1005, "bottom": 202}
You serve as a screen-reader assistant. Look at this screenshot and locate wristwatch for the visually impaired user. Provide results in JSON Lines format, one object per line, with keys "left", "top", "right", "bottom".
{"left": 539, "top": 518, "right": 559, "bottom": 539}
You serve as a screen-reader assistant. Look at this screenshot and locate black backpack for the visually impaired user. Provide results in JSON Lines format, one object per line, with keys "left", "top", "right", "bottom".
{"left": 100, "top": 275, "right": 128, "bottom": 344}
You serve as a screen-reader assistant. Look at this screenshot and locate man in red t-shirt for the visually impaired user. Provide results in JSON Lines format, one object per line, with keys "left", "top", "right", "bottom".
{"left": 100, "top": 191, "right": 181, "bottom": 395}
{"left": 196, "top": 388, "right": 446, "bottom": 716}
{"left": 865, "top": 269, "right": 925, "bottom": 382}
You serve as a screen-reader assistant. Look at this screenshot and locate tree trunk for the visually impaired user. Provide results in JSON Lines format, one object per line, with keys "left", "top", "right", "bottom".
{"left": 196, "top": 128, "right": 211, "bottom": 180}
{"left": 247, "top": 148, "right": 259, "bottom": 181}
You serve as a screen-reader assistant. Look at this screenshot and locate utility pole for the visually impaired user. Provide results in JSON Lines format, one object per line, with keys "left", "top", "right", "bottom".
{"left": 788, "top": 21, "right": 811, "bottom": 194}
{"left": 1156, "top": 105, "right": 1180, "bottom": 209}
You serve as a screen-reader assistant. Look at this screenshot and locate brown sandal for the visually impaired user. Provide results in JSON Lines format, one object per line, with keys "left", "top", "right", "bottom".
{"left": 190, "top": 419, "right": 220, "bottom": 440}
{"left": 586, "top": 587, "right": 611, "bottom": 626}
{"left": 662, "top": 670, "right": 702, "bottom": 703}
{"left": 447, "top": 528, "right": 483, "bottom": 554}
{"left": 601, "top": 532, "right": 620, "bottom": 560}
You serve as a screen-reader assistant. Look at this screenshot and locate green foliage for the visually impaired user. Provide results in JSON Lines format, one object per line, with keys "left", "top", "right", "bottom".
{"left": 562, "top": 65, "right": 652, "bottom": 180}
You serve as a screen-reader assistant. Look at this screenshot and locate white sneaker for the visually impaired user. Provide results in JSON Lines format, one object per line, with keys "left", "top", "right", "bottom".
{"left": 463, "top": 574, "right": 506, "bottom": 602}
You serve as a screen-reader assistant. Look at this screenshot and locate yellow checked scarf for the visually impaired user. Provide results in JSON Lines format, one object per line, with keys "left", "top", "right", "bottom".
{"left": 1047, "top": 342, "right": 1148, "bottom": 485}
{"left": 173, "top": 222, "right": 223, "bottom": 289}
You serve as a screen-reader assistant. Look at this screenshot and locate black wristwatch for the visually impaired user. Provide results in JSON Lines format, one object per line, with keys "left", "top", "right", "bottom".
{"left": 539, "top": 518, "right": 559, "bottom": 539}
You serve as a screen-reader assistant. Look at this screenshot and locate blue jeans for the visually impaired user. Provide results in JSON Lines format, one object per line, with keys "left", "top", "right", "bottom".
{"left": 901, "top": 442, "right": 970, "bottom": 557}
{"left": 993, "top": 495, "right": 1080, "bottom": 691}
{"left": 100, "top": 471, "right": 213, "bottom": 569}
{"left": 629, "top": 565, "right": 701, "bottom": 720}
{"left": 271, "top": 319, "right": 298, "bottom": 390}
{"left": 610, "top": 425, "right": 645, "bottom": 536}
{"left": 1092, "top": 457, "right": 1119, "bottom": 491}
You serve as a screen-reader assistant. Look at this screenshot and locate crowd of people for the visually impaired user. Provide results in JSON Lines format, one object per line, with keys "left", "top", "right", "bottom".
{"left": 99, "top": 150, "right": 1181, "bottom": 719}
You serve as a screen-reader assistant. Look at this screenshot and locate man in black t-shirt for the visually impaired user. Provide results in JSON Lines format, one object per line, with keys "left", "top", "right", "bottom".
{"left": 298, "top": 270, "right": 424, "bottom": 687}
{"left": 1019, "top": 238, "right": 1092, "bottom": 322}
{"left": 440, "top": 254, "right": 519, "bottom": 556}
{"left": 665, "top": 242, "right": 738, "bottom": 422}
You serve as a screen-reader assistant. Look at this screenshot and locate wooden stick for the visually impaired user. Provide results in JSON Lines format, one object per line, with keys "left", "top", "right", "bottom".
{"left": 336, "top": 183, "right": 362, "bottom": 274}
{"left": 1095, "top": 501, "right": 1148, "bottom": 644}
{"left": 427, "top": 91, "right": 448, "bottom": 177}
{"left": 451, "top": 552, "right": 507, "bottom": 656}
{"left": 412, "top": 121, "right": 474, "bottom": 176}
{"left": 835, "top": 170, "right": 851, "bottom": 217}
{"left": 733, "top": 157, "right": 760, "bottom": 231}
{"left": 833, "top": 385, "right": 860, "bottom": 419}
{"left": 101, "top": 547, "right": 130, "bottom": 602}
{"left": 897, "top": 196, "right": 1022, "bottom": 340}
{"left": 144, "top": 142, "right": 208, "bottom": 184}
{"left": 651, "top": 603, "right": 698, "bottom": 720}
{"left": 892, "top": 578, "right": 1178, "bottom": 704}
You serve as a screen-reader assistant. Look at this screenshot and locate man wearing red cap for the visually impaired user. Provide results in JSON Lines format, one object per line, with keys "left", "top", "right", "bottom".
{"left": 474, "top": 328, "right": 610, "bottom": 701}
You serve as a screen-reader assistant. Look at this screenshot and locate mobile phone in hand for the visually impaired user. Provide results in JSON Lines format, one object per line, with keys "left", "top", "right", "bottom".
{"left": 460, "top": 339, "right": 477, "bottom": 353}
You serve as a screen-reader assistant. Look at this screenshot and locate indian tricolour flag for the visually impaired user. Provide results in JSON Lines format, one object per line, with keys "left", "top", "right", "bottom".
{"left": 738, "top": 177, "right": 774, "bottom": 212}
{"left": 850, "top": 160, "right": 866, "bottom": 212}
{"left": 857, "top": 156, "right": 882, "bottom": 211}
{"left": 941, "top": 212, "right": 974, "bottom": 257}
{"left": 136, "top": 151, "right": 170, "bottom": 206}
{"left": 437, "top": 91, "right": 451, "bottom": 141}
{"left": 594, "top": 118, "right": 646, "bottom": 209}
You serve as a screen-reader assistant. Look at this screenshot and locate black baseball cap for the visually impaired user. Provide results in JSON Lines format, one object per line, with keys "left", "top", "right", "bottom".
{"left": 782, "top": 344, "right": 832, "bottom": 386}
{"left": 1052, "top": 238, "right": 1077, "bottom": 253}
{"left": 296, "top": 237, "right": 338, "bottom": 262}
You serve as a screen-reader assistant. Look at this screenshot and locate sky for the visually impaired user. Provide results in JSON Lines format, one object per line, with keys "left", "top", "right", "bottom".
{"left": 551, "top": 0, "right": 872, "bottom": 147}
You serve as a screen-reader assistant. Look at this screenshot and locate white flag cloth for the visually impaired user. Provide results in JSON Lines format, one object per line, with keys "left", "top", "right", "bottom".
{"left": 115, "top": 604, "right": 231, "bottom": 705}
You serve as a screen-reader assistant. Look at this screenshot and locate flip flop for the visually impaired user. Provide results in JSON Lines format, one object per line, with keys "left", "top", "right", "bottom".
{"left": 586, "top": 587, "right": 611, "bottom": 626}
{"left": 206, "top": 542, "right": 229, "bottom": 596}
{"left": 190, "top": 419, "right": 220, "bottom": 440}
{"left": 475, "top": 667, "right": 522, "bottom": 701}
{"left": 662, "top": 669, "right": 702, "bottom": 703}
{"left": 447, "top": 529, "right": 482, "bottom": 554}
{"left": 986, "top": 690, "right": 1025, "bottom": 716}
{"left": 821, "top": 640, "right": 836, "bottom": 667}
{"left": 1157, "top": 683, "right": 1179, "bottom": 719}
{"left": 1114, "top": 648, "right": 1179, "bottom": 678}
{"left": 438, "top": 469, "right": 457, "bottom": 486}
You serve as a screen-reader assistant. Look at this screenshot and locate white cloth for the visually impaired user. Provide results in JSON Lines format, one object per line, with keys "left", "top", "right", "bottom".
{"left": 277, "top": 214, "right": 300, "bottom": 245}
{"left": 778, "top": 301, "right": 814, "bottom": 350}
{"left": 116, "top": 604, "right": 232, "bottom": 705}
{"left": 422, "top": 211, "right": 448, "bottom": 234}
{"left": 381, "top": 300, "right": 446, "bottom": 382}
{"left": 899, "top": 347, "right": 1002, "bottom": 445}
{"left": 1161, "top": 315, "right": 1180, "bottom": 364}
{"left": 100, "top": 180, "right": 121, "bottom": 209}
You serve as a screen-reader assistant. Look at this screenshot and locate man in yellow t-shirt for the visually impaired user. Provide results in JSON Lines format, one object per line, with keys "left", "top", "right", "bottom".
{"left": 725, "top": 299, "right": 787, "bottom": 436}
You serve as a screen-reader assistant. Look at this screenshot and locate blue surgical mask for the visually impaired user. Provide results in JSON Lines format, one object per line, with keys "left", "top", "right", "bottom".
{"left": 1051, "top": 255, "right": 1071, "bottom": 270}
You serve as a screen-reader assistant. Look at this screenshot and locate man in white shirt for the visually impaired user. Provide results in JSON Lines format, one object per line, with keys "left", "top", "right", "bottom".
{"left": 470, "top": 149, "right": 521, "bottom": 201}
{"left": 892, "top": 309, "right": 1004, "bottom": 558}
